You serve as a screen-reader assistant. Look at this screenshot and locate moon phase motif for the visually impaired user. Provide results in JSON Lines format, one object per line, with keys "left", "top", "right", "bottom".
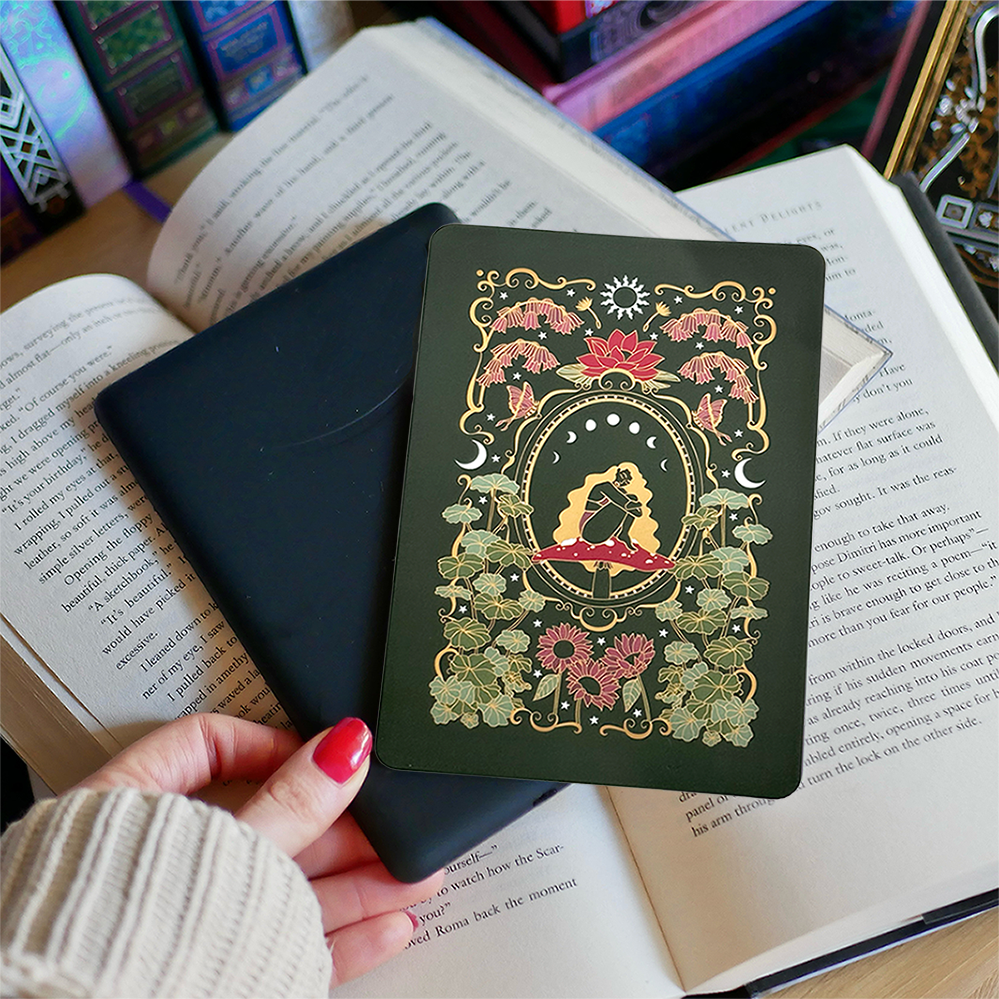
{"left": 566, "top": 431, "right": 577, "bottom": 444}
{"left": 455, "top": 440, "right": 487, "bottom": 470}
{"left": 659, "top": 458, "right": 669, "bottom": 472}
{"left": 646, "top": 436, "right": 657, "bottom": 449}
{"left": 734, "top": 458, "right": 765, "bottom": 489}
{"left": 552, "top": 451, "right": 561, "bottom": 464}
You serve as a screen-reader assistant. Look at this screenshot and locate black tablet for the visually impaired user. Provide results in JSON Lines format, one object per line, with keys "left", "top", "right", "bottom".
{"left": 95, "top": 205, "right": 562, "bottom": 883}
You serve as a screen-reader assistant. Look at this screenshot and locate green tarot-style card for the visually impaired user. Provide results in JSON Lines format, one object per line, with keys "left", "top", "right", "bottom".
{"left": 376, "top": 225, "right": 825, "bottom": 797}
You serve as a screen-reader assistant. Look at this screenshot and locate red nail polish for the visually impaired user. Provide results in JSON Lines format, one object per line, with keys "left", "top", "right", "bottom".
{"left": 406, "top": 911, "right": 420, "bottom": 931}
{"left": 312, "top": 718, "right": 372, "bottom": 784}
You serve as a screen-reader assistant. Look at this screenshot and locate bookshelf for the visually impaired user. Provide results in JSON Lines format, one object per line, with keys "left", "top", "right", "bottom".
{"left": 0, "top": 0, "right": 999, "bottom": 999}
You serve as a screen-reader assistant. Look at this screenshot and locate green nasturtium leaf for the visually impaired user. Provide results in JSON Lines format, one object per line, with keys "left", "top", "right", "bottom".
{"left": 723, "top": 572, "right": 770, "bottom": 600}
{"left": 429, "top": 675, "right": 475, "bottom": 706}
{"left": 460, "top": 712, "right": 480, "bottom": 729}
{"left": 669, "top": 707, "right": 704, "bottom": 741}
{"left": 438, "top": 552, "right": 484, "bottom": 580}
{"left": 473, "top": 572, "right": 508, "bottom": 596}
{"left": 699, "top": 487, "right": 751, "bottom": 509}
{"left": 697, "top": 587, "right": 731, "bottom": 612}
{"left": 704, "top": 636, "right": 753, "bottom": 669}
{"left": 676, "top": 609, "right": 726, "bottom": 635}
{"left": 734, "top": 605, "right": 768, "bottom": 620}
{"left": 724, "top": 724, "right": 754, "bottom": 747}
{"left": 431, "top": 702, "right": 457, "bottom": 725}
{"left": 713, "top": 546, "right": 751, "bottom": 574}
{"left": 519, "top": 589, "right": 546, "bottom": 612}
{"left": 690, "top": 670, "right": 743, "bottom": 703}
{"left": 443, "top": 617, "right": 491, "bottom": 650}
{"left": 481, "top": 693, "right": 516, "bottom": 727}
{"left": 497, "top": 493, "right": 533, "bottom": 517}
{"left": 662, "top": 641, "right": 699, "bottom": 664}
{"left": 672, "top": 554, "right": 722, "bottom": 581}
{"left": 496, "top": 628, "right": 530, "bottom": 652}
{"left": 475, "top": 594, "right": 522, "bottom": 620}
{"left": 681, "top": 662, "right": 710, "bottom": 689}
{"left": 470, "top": 473, "right": 519, "bottom": 494}
{"left": 682, "top": 507, "right": 720, "bottom": 531}
{"left": 654, "top": 599, "right": 683, "bottom": 621}
{"left": 435, "top": 584, "right": 469, "bottom": 600}
{"left": 442, "top": 503, "right": 482, "bottom": 524}
{"left": 732, "top": 521, "right": 772, "bottom": 545}
{"left": 702, "top": 727, "right": 722, "bottom": 746}
{"left": 487, "top": 540, "right": 534, "bottom": 568}
{"left": 482, "top": 646, "right": 510, "bottom": 674}
{"left": 461, "top": 529, "right": 501, "bottom": 557}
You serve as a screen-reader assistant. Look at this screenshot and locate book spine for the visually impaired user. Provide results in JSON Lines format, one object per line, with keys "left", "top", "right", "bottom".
{"left": 284, "top": 0, "right": 353, "bottom": 71}
{"left": 503, "top": 1, "right": 690, "bottom": 80}
{"left": 176, "top": 1, "right": 306, "bottom": 132}
{"left": 0, "top": 0, "right": 130, "bottom": 206}
{"left": 594, "top": 1, "right": 852, "bottom": 172}
{"left": 0, "top": 158, "right": 43, "bottom": 262}
{"left": 525, "top": 1, "right": 589, "bottom": 34}
{"left": 58, "top": 0, "right": 219, "bottom": 178}
{"left": 545, "top": 0, "right": 806, "bottom": 131}
{"left": 0, "top": 44, "right": 85, "bottom": 235}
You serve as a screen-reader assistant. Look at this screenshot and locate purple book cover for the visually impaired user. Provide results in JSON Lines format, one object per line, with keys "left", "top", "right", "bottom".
{"left": 0, "top": 0, "right": 129, "bottom": 205}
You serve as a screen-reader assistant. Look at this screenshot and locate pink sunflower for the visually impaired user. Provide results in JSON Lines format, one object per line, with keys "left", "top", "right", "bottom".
{"left": 566, "top": 660, "right": 619, "bottom": 710}
{"left": 537, "top": 623, "right": 593, "bottom": 673}
{"left": 601, "top": 633, "right": 655, "bottom": 678}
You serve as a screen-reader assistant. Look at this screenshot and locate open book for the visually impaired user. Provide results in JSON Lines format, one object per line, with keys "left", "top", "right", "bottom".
{"left": 3, "top": 19, "right": 985, "bottom": 996}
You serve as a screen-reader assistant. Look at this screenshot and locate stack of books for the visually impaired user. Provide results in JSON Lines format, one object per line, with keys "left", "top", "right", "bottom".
{"left": 0, "top": 0, "right": 354, "bottom": 262}
{"left": 426, "top": 0, "right": 918, "bottom": 189}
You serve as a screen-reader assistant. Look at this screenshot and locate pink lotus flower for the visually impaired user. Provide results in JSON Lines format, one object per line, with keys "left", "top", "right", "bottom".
{"left": 577, "top": 329, "right": 665, "bottom": 382}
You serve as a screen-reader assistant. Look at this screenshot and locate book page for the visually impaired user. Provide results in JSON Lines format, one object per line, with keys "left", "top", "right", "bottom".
{"left": 146, "top": 20, "right": 715, "bottom": 333}
{"left": 340, "top": 783, "right": 684, "bottom": 999}
{"left": 606, "top": 146, "right": 999, "bottom": 992}
{"left": 0, "top": 276, "right": 289, "bottom": 787}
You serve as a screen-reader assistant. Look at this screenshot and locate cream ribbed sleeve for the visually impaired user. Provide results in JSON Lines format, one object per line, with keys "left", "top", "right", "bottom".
{"left": 1, "top": 787, "right": 332, "bottom": 998}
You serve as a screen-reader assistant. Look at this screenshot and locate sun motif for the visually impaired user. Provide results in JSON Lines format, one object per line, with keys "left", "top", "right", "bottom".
{"left": 600, "top": 275, "right": 650, "bottom": 321}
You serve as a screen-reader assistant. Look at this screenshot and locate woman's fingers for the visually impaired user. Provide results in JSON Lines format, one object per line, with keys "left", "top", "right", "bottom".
{"left": 294, "top": 809, "right": 379, "bottom": 878}
{"left": 235, "top": 717, "right": 372, "bottom": 858}
{"left": 76, "top": 714, "right": 301, "bottom": 796}
{"left": 327, "top": 911, "right": 420, "bottom": 989}
{"left": 312, "top": 860, "right": 443, "bottom": 934}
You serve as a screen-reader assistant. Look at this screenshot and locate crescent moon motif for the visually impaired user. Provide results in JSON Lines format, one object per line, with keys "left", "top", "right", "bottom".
{"left": 734, "top": 458, "right": 765, "bottom": 489}
{"left": 646, "top": 436, "right": 657, "bottom": 449}
{"left": 566, "top": 431, "right": 577, "bottom": 444}
{"left": 552, "top": 451, "right": 561, "bottom": 464}
{"left": 455, "top": 440, "right": 488, "bottom": 470}
{"left": 659, "top": 458, "right": 669, "bottom": 472}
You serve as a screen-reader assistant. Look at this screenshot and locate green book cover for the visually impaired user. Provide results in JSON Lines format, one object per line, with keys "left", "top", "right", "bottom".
{"left": 376, "top": 225, "right": 825, "bottom": 797}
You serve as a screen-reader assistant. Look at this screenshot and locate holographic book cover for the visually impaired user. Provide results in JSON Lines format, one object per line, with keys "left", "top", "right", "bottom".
{"left": 377, "top": 225, "right": 824, "bottom": 795}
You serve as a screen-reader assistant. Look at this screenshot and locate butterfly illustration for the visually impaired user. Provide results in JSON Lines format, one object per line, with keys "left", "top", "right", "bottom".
{"left": 496, "top": 382, "right": 538, "bottom": 429}
{"left": 693, "top": 393, "right": 731, "bottom": 444}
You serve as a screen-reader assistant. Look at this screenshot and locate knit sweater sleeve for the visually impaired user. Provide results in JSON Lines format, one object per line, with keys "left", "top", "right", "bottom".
{"left": 0, "top": 787, "right": 332, "bottom": 998}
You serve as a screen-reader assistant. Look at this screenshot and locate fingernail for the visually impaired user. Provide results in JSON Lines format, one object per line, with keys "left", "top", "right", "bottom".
{"left": 406, "top": 911, "right": 420, "bottom": 931}
{"left": 312, "top": 718, "right": 372, "bottom": 784}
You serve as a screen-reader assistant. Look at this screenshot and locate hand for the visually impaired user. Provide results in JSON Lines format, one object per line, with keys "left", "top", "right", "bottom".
{"left": 77, "top": 713, "right": 442, "bottom": 988}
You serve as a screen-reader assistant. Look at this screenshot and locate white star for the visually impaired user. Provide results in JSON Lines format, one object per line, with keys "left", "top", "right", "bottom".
{"left": 735, "top": 306, "right": 743, "bottom": 313}
{"left": 534, "top": 670, "right": 542, "bottom": 678}
{"left": 500, "top": 291, "right": 508, "bottom": 299}
{"left": 650, "top": 332, "right": 658, "bottom": 340}
{"left": 730, "top": 512, "right": 737, "bottom": 520}
{"left": 596, "top": 636, "right": 606, "bottom": 645}
{"left": 510, "top": 573, "right": 519, "bottom": 581}
{"left": 696, "top": 341, "right": 705, "bottom": 350}
{"left": 561, "top": 701, "right": 570, "bottom": 710}
{"left": 512, "top": 372, "right": 522, "bottom": 380}
{"left": 590, "top": 716, "right": 599, "bottom": 724}
{"left": 491, "top": 455, "right": 501, "bottom": 462}
{"left": 538, "top": 331, "right": 547, "bottom": 339}
{"left": 585, "top": 328, "right": 594, "bottom": 335}
{"left": 459, "top": 605, "right": 467, "bottom": 613}
{"left": 566, "top": 288, "right": 575, "bottom": 297}
{"left": 659, "top": 629, "right": 668, "bottom": 637}
{"left": 721, "top": 469, "right": 730, "bottom": 478}
{"left": 479, "top": 496, "right": 488, "bottom": 504}
{"left": 685, "top": 585, "right": 694, "bottom": 593}
{"left": 633, "top": 708, "right": 643, "bottom": 718}
{"left": 734, "top": 429, "right": 743, "bottom": 436}
{"left": 487, "top": 413, "right": 496, "bottom": 421}
{"left": 732, "top": 624, "right": 741, "bottom": 633}
{"left": 715, "top": 385, "right": 724, "bottom": 393}
{"left": 674, "top": 296, "right": 682, "bottom": 303}
{"left": 533, "top": 619, "right": 543, "bottom": 628}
